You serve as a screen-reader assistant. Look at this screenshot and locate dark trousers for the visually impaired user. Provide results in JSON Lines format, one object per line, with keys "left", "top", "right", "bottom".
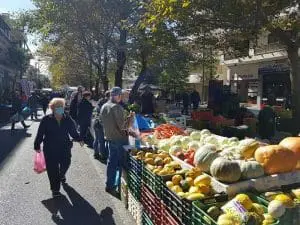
{"left": 42, "top": 105, "right": 47, "bottom": 115}
{"left": 192, "top": 102, "right": 199, "bottom": 110}
{"left": 31, "top": 107, "right": 38, "bottom": 119}
{"left": 80, "top": 123, "right": 91, "bottom": 144}
{"left": 94, "top": 125, "right": 107, "bottom": 158}
{"left": 182, "top": 105, "right": 189, "bottom": 115}
{"left": 45, "top": 153, "right": 71, "bottom": 192}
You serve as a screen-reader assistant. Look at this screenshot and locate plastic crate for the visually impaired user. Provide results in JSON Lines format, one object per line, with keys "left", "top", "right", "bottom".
{"left": 161, "top": 203, "right": 182, "bottom": 225}
{"left": 258, "top": 184, "right": 300, "bottom": 225}
{"left": 128, "top": 190, "right": 143, "bottom": 225}
{"left": 143, "top": 212, "right": 155, "bottom": 225}
{"left": 192, "top": 193, "right": 279, "bottom": 225}
{"left": 142, "top": 166, "right": 164, "bottom": 198}
{"left": 128, "top": 171, "right": 142, "bottom": 201}
{"left": 128, "top": 154, "right": 143, "bottom": 178}
{"left": 162, "top": 184, "right": 193, "bottom": 225}
{"left": 141, "top": 184, "right": 162, "bottom": 225}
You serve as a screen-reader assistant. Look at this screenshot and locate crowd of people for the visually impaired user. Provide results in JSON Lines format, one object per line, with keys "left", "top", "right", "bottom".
{"left": 30, "top": 86, "right": 133, "bottom": 198}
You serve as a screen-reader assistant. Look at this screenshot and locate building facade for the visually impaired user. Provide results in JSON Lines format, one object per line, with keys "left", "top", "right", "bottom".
{"left": 221, "top": 32, "right": 290, "bottom": 107}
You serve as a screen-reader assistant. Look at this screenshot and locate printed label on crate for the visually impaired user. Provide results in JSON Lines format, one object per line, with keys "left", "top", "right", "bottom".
{"left": 221, "top": 199, "right": 248, "bottom": 223}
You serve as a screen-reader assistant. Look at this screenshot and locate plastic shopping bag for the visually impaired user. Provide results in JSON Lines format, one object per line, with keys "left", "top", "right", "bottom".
{"left": 33, "top": 151, "right": 46, "bottom": 174}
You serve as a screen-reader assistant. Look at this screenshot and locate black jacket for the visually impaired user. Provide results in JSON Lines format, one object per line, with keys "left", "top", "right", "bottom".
{"left": 34, "top": 114, "right": 81, "bottom": 157}
{"left": 12, "top": 96, "right": 22, "bottom": 114}
{"left": 78, "top": 99, "right": 94, "bottom": 125}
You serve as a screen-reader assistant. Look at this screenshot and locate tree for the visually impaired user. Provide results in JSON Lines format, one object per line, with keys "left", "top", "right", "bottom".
{"left": 144, "top": 0, "right": 300, "bottom": 130}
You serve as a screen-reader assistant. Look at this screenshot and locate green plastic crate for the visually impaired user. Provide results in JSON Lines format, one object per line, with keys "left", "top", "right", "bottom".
{"left": 142, "top": 165, "right": 164, "bottom": 198}
{"left": 128, "top": 171, "right": 142, "bottom": 201}
{"left": 192, "top": 193, "right": 279, "bottom": 225}
{"left": 142, "top": 212, "right": 155, "bottom": 225}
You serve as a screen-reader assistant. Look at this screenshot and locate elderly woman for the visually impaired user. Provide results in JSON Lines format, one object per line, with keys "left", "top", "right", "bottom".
{"left": 34, "top": 98, "right": 83, "bottom": 198}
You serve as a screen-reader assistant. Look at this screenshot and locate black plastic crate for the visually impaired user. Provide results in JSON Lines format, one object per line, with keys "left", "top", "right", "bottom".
{"left": 128, "top": 154, "right": 143, "bottom": 178}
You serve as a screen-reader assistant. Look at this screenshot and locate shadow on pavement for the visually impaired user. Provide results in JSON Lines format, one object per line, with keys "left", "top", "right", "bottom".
{"left": 41, "top": 184, "right": 116, "bottom": 225}
{"left": 0, "top": 128, "right": 32, "bottom": 167}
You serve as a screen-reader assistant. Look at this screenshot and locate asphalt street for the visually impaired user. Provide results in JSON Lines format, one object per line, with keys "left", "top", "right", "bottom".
{"left": 0, "top": 114, "right": 135, "bottom": 225}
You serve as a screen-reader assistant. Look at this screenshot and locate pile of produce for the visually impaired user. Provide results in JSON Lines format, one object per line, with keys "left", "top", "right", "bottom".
{"left": 154, "top": 124, "right": 185, "bottom": 139}
{"left": 131, "top": 149, "right": 183, "bottom": 176}
{"left": 262, "top": 189, "right": 300, "bottom": 208}
{"left": 202, "top": 193, "right": 278, "bottom": 225}
{"left": 165, "top": 168, "right": 213, "bottom": 201}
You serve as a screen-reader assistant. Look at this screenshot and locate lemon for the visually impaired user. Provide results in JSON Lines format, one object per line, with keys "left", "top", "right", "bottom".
{"left": 166, "top": 181, "right": 174, "bottom": 189}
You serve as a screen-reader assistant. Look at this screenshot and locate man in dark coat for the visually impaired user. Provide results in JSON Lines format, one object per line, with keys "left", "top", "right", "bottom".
{"left": 190, "top": 89, "right": 201, "bottom": 110}
{"left": 28, "top": 91, "right": 39, "bottom": 120}
{"left": 140, "top": 88, "right": 154, "bottom": 114}
{"left": 78, "top": 91, "right": 94, "bottom": 146}
{"left": 69, "top": 86, "right": 83, "bottom": 123}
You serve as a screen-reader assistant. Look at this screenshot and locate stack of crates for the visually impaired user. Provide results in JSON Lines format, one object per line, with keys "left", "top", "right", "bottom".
{"left": 128, "top": 190, "right": 143, "bottom": 225}
{"left": 128, "top": 153, "right": 143, "bottom": 201}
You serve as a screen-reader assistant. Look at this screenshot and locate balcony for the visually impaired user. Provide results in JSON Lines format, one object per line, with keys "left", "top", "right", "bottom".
{"left": 255, "top": 43, "right": 286, "bottom": 55}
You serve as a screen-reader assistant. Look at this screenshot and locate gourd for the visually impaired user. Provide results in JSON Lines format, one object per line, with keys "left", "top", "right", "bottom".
{"left": 210, "top": 157, "right": 241, "bottom": 183}
{"left": 280, "top": 137, "right": 300, "bottom": 169}
{"left": 238, "top": 139, "right": 259, "bottom": 159}
{"left": 240, "top": 160, "right": 264, "bottom": 179}
{"left": 268, "top": 200, "right": 286, "bottom": 218}
{"left": 255, "top": 145, "right": 297, "bottom": 174}
{"left": 194, "top": 144, "right": 219, "bottom": 172}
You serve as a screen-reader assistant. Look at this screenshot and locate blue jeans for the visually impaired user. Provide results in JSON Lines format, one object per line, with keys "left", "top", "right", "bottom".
{"left": 93, "top": 125, "right": 107, "bottom": 158}
{"left": 106, "top": 140, "right": 127, "bottom": 190}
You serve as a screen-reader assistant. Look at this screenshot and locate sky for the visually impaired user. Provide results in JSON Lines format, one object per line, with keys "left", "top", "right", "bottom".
{"left": 0, "top": 0, "right": 49, "bottom": 75}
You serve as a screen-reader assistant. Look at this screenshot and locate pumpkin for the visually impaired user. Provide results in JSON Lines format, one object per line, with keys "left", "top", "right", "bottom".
{"left": 279, "top": 137, "right": 300, "bottom": 169}
{"left": 240, "top": 161, "right": 264, "bottom": 179}
{"left": 238, "top": 139, "right": 259, "bottom": 159}
{"left": 194, "top": 144, "right": 219, "bottom": 172}
{"left": 254, "top": 145, "right": 297, "bottom": 175}
{"left": 267, "top": 200, "right": 286, "bottom": 218}
{"left": 210, "top": 157, "right": 242, "bottom": 183}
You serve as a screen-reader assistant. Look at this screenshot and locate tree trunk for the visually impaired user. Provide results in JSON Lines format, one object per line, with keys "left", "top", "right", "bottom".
{"left": 287, "top": 45, "right": 300, "bottom": 133}
{"left": 89, "top": 62, "right": 93, "bottom": 91}
{"left": 115, "top": 29, "right": 127, "bottom": 88}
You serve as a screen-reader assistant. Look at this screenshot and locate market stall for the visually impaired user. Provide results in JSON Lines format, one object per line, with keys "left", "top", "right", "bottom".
{"left": 121, "top": 121, "right": 300, "bottom": 225}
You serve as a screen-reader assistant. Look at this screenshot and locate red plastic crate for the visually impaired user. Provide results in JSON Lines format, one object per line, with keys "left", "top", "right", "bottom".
{"left": 191, "top": 111, "right": 213, "bottom": 121}
{"left": 141, "top": 184, "right": 162, "bottom": 225}
{"left": 161, "top": 203, "right": 182, "bottom": 225}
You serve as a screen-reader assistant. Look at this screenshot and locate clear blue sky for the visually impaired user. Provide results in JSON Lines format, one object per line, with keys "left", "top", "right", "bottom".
{"left": 0, "top": 0, "right": 35, "bottom": 13}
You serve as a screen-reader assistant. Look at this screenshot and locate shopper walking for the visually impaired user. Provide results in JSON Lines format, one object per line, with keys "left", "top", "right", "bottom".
{"left": 28, "top": 91, "right": 39, "bottom": 120}
{"left": 34, "top": 98, "right": 83, "bottom": 198}
{"left": 69, "top": 86, "right": 83, "bottom": 123}
{"left": 11, "top": 90, "right": 30, "bottom": 131}
{"left": 93, "top": 91, "right": 110, "bottom": 161}
{"left": 78, "top": 91, "right": 94, "bottom": 146}
{"left": 100, "top": 87, "right": 128, "bottom": 196}
{"left": 40, "top": 93, "right": 49, "bottom": 115}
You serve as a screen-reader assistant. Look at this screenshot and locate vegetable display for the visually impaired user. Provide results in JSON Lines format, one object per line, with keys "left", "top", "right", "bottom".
{"left": 154, "top": 124, "right": 185, "bottom": 139}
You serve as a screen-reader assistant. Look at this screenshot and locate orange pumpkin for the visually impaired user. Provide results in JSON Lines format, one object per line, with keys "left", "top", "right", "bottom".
{"left": 254, "top": 145, "right": 297, "bottom": 175}
{"left": 280, "top": 137, "right": 300, "bottom": 169}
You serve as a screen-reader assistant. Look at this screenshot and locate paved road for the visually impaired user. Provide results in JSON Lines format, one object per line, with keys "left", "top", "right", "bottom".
{"left": 0, "top": 115, "right": 135, "bottom": 225}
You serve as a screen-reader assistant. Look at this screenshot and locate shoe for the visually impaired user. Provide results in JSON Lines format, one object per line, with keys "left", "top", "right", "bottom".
{"left": 52, "top": 191, "right": 63, "bottom": 198}
{"left": 105, "top": 187, "right": 120, "bottom": 199}
{"left": 60, "top": 176, "right": 66, "bottom": 184}
{"left": 94, "top": 153, "right": 100, "bottom": 160}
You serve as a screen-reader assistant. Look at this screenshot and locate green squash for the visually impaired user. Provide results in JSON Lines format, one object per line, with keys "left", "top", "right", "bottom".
{"left": 240, "top": 160, "right": 264, "bottom": 179}
{"left": 194, "top": 144, "right": 219, "bottom": 173}
{"left": 210, "top": 157, "right": 241, "bottom": 183}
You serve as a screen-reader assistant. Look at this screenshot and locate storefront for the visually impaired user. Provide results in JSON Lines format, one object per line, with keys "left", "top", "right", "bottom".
{"left": 226, "top": 60, "right": 290, "bottom": 107}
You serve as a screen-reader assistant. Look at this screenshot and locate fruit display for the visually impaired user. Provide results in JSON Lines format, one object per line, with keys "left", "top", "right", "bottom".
{"left": 196, "top": 193, "right": 279, "bottom": 225}
{"left": 254, "top": 145, "right": 297, "bottom": 175}
{"left": 165, "top": 168, "right": 213, "bottom": 201}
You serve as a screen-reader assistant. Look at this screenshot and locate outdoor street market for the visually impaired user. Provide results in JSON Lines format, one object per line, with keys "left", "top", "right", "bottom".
{"left": 1, "top": 0, "right": 300, "bottom": 225}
